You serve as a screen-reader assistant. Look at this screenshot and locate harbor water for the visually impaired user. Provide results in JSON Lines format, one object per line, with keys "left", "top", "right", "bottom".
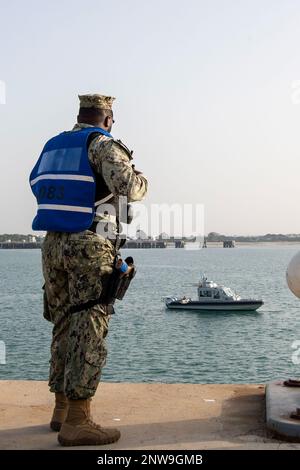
{"left": 0, "top": 246, "right": 300, "bottom": 384}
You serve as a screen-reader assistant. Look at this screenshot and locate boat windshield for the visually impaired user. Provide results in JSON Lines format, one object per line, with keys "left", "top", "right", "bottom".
{"left": 199, "top": 290, "right": 212, "bottom": 297}
{"left": 223, "top": 288, "right": 235, "bottom": 298}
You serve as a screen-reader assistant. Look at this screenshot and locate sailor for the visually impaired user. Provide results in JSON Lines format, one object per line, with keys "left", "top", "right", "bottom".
{"left": 30, "top": 93, "right": 148, "bottom": 446}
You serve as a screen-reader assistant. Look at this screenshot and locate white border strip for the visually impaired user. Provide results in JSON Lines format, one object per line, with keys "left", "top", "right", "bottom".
{"left": 31, "top": 174, "right": 94, "bottom": 186}
{"left": 38, "top": 204, "right": 93, "bottom": 213}
{"left": 0, "top": 80, "right": 5, "bottom": 105}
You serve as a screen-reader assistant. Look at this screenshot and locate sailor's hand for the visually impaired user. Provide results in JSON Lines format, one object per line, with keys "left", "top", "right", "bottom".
{"left": 125, "top": 265, "right": 134, "bottom": 275}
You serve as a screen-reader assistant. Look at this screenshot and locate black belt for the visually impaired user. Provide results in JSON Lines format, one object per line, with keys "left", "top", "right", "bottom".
{"left": 69, "top": 300, "right": 115, "bottom": 315}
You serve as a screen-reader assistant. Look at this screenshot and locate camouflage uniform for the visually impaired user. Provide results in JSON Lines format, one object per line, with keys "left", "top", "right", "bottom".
{"left": 42, "top": 95, "right": 148, "bottom": 400}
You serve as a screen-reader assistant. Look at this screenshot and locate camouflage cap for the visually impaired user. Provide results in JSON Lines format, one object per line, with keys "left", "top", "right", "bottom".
{"left": 78, "top": 93, "right": 115, "bottom": 110}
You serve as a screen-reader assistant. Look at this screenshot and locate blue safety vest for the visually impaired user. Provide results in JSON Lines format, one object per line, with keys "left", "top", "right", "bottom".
{"left": 29, "top": 127, "right": 113, "bottom": 232}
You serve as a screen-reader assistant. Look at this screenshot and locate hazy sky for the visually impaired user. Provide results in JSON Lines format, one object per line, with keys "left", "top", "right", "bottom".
{"left": 1, "top": 0, "right": 300, "bottom": 235}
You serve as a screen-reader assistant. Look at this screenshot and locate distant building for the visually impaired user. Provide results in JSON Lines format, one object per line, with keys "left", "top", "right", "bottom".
{"left": 157, "top": 232, "right": 169, "bottom": 240}
{"left": 136, "top": 229, "right": 148, "bottom": 240}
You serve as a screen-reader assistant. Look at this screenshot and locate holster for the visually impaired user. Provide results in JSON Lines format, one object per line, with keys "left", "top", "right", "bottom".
{"left": 69, "top": 259, "right": 136, "bottom": 314}
{"left": 100, "top": 263, "right": 136, "bottom": 305}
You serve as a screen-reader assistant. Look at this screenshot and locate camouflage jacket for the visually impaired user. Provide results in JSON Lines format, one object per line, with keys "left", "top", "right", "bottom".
{"left": 72, "top": 123, "right": 148, "bottom": 234}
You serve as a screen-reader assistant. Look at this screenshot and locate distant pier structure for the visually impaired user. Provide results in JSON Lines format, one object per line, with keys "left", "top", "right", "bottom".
{"left": 0, "top": 242, "right": 42, "bottom": 249}
{"left": 125, "top": 240, "right": 167, "bottom": 249}
{"left": 223, "top": 240, "right": 235, "bottom": 248}
{"left": 124, "top": 234, "right": 186, "bottom": 249}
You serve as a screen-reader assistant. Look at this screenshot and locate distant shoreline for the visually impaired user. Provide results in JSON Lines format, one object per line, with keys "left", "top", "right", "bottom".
{"left": 0, "top": 240, "right": 300, "bottom": 249}
{"left": 203, "top": 241, "right": 300, "bottom": 247}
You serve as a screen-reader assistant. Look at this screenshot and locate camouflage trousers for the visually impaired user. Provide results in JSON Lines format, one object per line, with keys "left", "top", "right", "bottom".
{"left": 42, "top": 231, "right": 116, "bottom": 400}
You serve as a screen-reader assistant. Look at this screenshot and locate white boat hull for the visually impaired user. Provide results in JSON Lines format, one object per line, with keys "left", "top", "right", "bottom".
{"left": 165, "top": 300, "right": 263, "bottom": 311}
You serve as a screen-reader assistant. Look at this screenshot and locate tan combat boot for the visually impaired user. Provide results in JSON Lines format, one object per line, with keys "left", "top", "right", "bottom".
{"left": 50, "top": 392, "right": 68, "bottom": 432}
{"left": 57, "top": 398, "right": 121, "bottom": 446}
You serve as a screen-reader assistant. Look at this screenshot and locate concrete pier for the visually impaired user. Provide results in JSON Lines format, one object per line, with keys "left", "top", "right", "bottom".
{"left": 266, "top": 381, "right": 300, "bottom": 441}
{"left": 0, "top": 381, "right": 300, "bottom": 450}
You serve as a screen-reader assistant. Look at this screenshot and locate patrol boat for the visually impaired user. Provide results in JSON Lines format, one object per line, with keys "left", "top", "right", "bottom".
{"left": 165, "top": 277, "right": 263, "bottom": 311}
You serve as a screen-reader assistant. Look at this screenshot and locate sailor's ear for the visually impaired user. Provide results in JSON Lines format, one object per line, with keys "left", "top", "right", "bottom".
{"left": 103, "top": 116, "right": 110, "bottom": 128}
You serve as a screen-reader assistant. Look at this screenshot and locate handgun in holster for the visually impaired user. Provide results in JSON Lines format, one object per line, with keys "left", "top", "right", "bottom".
{"left": 100, "top": 256, "right": 136, "bottom": 305}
